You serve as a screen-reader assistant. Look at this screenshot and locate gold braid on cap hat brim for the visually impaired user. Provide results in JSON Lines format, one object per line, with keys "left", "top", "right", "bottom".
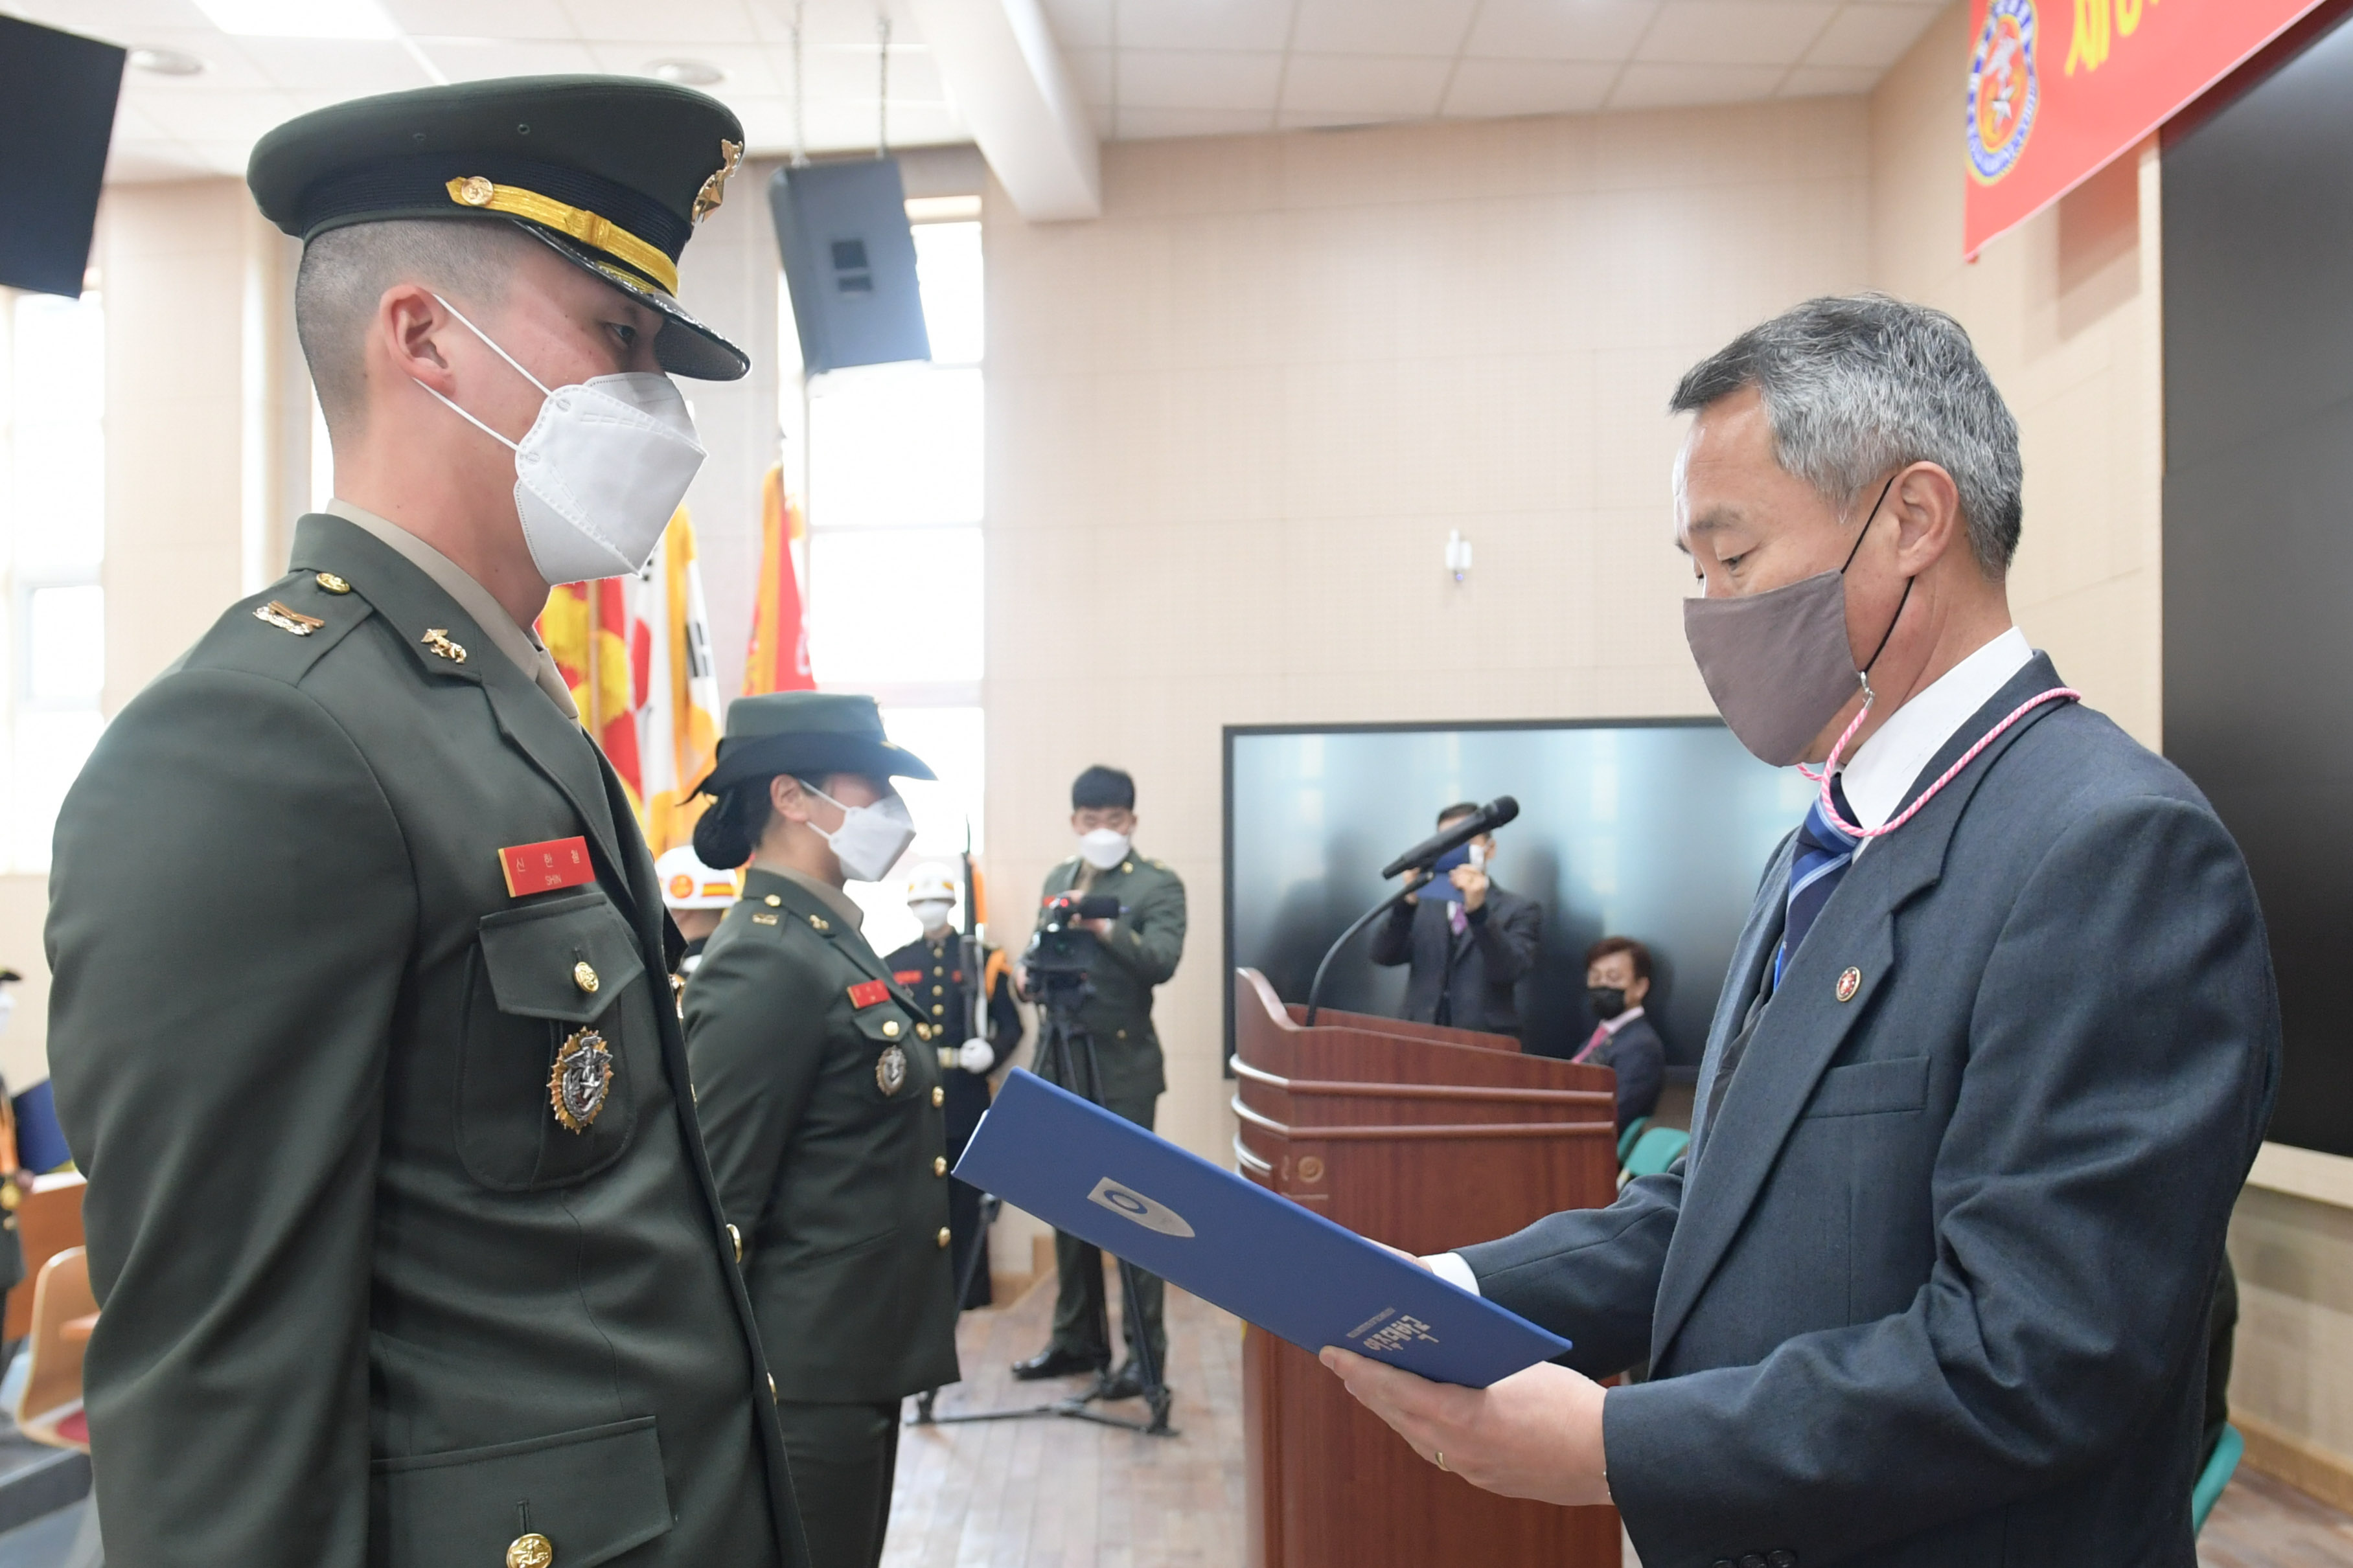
{"left": 445, "top": 176, "right": 678, "bottom": 297}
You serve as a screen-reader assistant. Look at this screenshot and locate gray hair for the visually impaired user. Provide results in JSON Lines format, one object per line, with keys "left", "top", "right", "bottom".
{"left": 1669, "top": 293, "right": 2024, "bottom": 575}
{"left": 295, "top": 218, "right": 530, "bottom": 432}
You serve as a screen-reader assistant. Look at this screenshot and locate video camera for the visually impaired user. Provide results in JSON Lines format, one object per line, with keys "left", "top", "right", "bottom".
{"left": 1024, "top": 892, "right": 1122, "bottom": 1003}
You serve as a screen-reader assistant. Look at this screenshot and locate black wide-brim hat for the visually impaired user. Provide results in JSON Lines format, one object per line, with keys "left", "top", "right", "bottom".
{"left": 700, "top": 692, "right": 935, "bottom": 798}
{"left": 249, "top": 76, "right": 750, "bottom": 381}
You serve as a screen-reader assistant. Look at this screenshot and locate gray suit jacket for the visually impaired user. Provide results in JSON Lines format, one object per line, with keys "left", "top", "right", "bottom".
{"left": 1458, "top": 655, "right": 2278, "bottom": 1568}
{"left": 1368, "top": 884, "right": 1542, "bottom": 1036}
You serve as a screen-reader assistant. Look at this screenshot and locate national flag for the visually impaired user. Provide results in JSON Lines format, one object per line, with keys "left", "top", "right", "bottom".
{"left": 744, "top": 462, "right": 816, "bottom": 695}
{"left": 637, "top": 506, "right": 724, "bottom": 858}
{"left": 538, "top": 576, "right": 646, "bottom": 811}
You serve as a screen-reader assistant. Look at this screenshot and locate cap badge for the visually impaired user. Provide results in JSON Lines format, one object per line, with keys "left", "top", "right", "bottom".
{"left": 420, "top": 628, "right": 468, "bottom": 663}
{"left": 693, "top": 139, "right": 744, "bottom": 225}
{"left": 875, "top": 1043, "right": 908, "bottom": 1095}
{"left": 549, "top": 1028, "right": 615, "bottom": 1132}
{"left": 254, "top": 600, "right": 324, "bottom": 636}
{"left": 457, "top": 174, "right": 496, "bottom": 207}
{"left": 1835, "top": 966, "right": 1862, "bottom": 1003}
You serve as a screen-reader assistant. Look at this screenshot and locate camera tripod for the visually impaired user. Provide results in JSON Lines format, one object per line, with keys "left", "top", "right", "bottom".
{"left": 908, "top": 984, "right": 1177, "bottom": 1438}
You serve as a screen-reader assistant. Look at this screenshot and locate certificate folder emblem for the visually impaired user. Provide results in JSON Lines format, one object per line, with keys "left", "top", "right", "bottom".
{"left": 954, "top": 1069, "right": 1570, "bottom": 1387}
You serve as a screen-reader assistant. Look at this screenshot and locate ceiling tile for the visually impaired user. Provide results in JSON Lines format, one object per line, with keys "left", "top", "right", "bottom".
{"left": 583, "top": 40, "right": 786, "bottom": 94}
{"left": 1290, "top": 0, "right": 1478, "bottom": 57}
{"left": 1063, "top": 45, "right": 1113, "bottom": 103}
{"left": 6, "top": 0, "right": 211, "bottom": 41}
{"left": 110, "top": 27, "right": 276, "bottom": 89}
{"left": 383, "top": 0, "right": 576, "bottom": 38}
{"left": 1802, "top": 3, "right": 1939, "bottom": 69}
{"left": 1443, "top": 58, "right": 1618, "bottom": 119}
{"left": 1463, "top": 0, "right": 1660, "bottom": 62}
{"left": 561, "top": 0, "right": 763, "bottom": 45}
{"left": 133, "top": 85, "right": 303, "bottom": 142}
{"left": 1607, "top": 60, "right": 1785, "bottom": 109}
{"left": 1038, "top": 0, "right": 1111, "bottom": 51}
{"left": 1636, "top": 3, "right": 1837, "bottom": 66}
{"left": 229, "top": 38, "right": 437, "bottom": 97}
{"left": 416, "top": 37, "right": 602, "bottom": 80}
{"left": 1119, "top": 49, "right": 1283, "bottom": 111}
{"left": 763, "top": 0, "right": 928, "bottom": 52}
{"left": 1117, "top": 105, "right": 1276, "bottom": 141}
{"left": 1280, "top": 53, "right": 1451, "bottom": 117}
{"left": 1115, "top": 0, "right": 1293, "bottom": 53}
{"left": 1777, "top": 62, "right": 1880, "bottom": 97}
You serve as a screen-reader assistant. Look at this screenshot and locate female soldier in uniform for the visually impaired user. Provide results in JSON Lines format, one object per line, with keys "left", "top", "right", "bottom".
{"left": 683, "top": 692, "right": 959, "bottom": 1568}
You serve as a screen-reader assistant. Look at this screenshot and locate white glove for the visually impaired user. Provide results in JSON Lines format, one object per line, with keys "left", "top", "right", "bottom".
{"left": 956, "top": 1038, "right": 996, "bottom": 1074}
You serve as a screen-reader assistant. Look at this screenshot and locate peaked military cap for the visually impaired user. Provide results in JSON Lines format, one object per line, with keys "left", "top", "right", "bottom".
{"left": 701, "top": 692, "right": 936, "bottom": 797}
{"left": 248, "top": 76, "right": 750, "bottom": 380}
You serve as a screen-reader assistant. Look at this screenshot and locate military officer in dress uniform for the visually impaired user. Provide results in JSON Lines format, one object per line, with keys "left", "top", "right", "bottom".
{"left": 45, "top": 79, "right": 807, "bottom": 1568}
{"left": 1010, "top": 765, "right": 1186, "bottom": 1398}
{"left": 883, "top": 864, "right": 1024, "bottom": 1308}
{"left": 682, "top": 694, "right": 960, "bottom": 1568}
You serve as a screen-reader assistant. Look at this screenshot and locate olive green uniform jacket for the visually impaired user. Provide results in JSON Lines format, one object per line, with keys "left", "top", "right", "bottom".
{"left": 46, "top": 515, "right": 803, "bottom": 1568}
{"left": 1031, "top": 854, "right": 1187, "bottom": 1104}
{"left": 684, "top": 870, "right": 961, "bottom": 1402}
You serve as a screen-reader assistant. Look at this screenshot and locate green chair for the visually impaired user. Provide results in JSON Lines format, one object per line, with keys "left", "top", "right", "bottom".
{"left": 1616, "top": 1117, "right": 1651, "bottom": 1166}
{"left": 1618, "top": 1126, "right": 1690, "bottom": 1188}
{"left": 2191, "top": 1423, "right": 2242, "bottom": 1535}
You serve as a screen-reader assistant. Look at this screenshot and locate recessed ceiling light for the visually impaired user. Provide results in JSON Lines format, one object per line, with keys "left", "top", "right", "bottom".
{"left": 190, "top": 0, "right": 399, "bottom": 40}
{"left": 128, "top": 47, "right": 206, "bottom": 76}
{"left": 648, "top": 59, "right": 726, "bottom": 87}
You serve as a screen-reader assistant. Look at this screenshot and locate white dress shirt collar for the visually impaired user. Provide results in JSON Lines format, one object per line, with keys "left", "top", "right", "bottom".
{"left": 1838, "top": 626, "right": 2034, "bottom": 845}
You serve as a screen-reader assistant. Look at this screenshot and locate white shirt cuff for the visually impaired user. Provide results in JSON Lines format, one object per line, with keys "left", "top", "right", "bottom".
{"left": 1424, "top": 1251, "right": 1481, "bottom": 1295}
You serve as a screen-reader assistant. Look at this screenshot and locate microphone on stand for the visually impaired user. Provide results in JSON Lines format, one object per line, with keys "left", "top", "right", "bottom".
{"left": 1305, "top": 797, "right": 1521, "bottom": 1026}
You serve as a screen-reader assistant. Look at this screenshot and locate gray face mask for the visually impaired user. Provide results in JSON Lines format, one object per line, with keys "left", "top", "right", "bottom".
{"left": 1681, "top": 474, "right": 1907, "bottom": 767}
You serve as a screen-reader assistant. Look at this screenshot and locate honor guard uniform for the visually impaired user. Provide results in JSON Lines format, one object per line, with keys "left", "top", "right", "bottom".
{"left": 45, "top": 80, "right": 805, "bottom": 1568}
{"left": 883, "top": 865, "right": 1024, "bottom": 1308}
{"left": 658, "top": 843, "right": 741, "bottom": 978}
{"left": 683, "top": 694, "right": 959, "bottom": 1568}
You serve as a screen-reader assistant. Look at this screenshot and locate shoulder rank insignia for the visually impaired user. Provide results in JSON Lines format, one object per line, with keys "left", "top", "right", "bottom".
{"left": 254, "top": 600, "right": 325, "bottom": 636}
{"left": 848, "top": 979, "right": 890, "bottom": 1010}
{"left": 420, "top": 628, "right": 468, "bottom": 663}
{"left": 751, "top": 911, "right": 779, "bottom": 926}
{"left": 875, "top": 1043, "right": 908, "bottom": 1096}
{"left": 549, "top": 1027, "right": 615, "bottom": 1133}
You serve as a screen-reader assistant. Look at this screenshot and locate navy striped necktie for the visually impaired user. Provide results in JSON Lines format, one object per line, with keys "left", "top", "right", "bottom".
{"left": 1776, "top": 777, "right": 1861, "bottom": 990}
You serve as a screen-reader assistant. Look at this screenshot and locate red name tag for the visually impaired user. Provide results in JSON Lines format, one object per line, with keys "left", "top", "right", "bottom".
{"left": 499, "top": 836, "right": 595, "bottom": 897}
{"left": 847, "top": 979, "right": 891, "bottom": 1010}
{"left": 892, "top": 970, "right": 925, "bottom": 984}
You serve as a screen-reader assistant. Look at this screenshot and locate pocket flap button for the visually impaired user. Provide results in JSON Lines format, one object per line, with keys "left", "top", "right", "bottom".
{"left": 573, "top": 961, "right": 599, "bottom": 994}
{"left": 507, "top": 1535, "right": 553, "bottom": 1568}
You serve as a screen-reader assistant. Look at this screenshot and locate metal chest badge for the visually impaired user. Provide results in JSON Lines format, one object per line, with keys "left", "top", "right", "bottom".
{"left": 875, "top": 1042, "right": 909, "bottom": 1096}
{"left": 550, "top": 1027, "right": 615, "bottom": 1132}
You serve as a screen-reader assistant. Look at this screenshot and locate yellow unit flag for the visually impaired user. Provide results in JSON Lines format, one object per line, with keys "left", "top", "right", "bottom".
{"left": 637, "top": 506, "right": 724, "bottom": 857}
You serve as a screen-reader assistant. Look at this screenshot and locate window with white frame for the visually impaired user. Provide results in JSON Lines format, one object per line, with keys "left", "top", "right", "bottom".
{"left": 781, "top": 199, "right": 985, "bottom": 953}
{"left": 1, "top": 287, "right": 108, "bottom": 873}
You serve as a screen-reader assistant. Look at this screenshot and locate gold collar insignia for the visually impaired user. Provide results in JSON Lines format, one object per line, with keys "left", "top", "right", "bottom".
{"left": 420, "top": 628, "right": 468, "bottom": 663}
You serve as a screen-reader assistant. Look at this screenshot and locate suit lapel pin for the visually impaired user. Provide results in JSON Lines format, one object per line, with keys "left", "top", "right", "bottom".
{"left": 420, "top": 628, "right": 468, "bottom": 663}
{"left": 1835, "top": 966, "right": 1862, "bottom": 1002}
{"left": 254, "top": 600, "right": 324, "bottom": 636}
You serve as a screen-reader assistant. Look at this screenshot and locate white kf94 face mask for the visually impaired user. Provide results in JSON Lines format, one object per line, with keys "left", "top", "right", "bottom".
{"left": 803, "top": 782, "right": 919, "bottom": 884}
{"left": 1077, "top": 828, "right": 1131, "bottom": 870}
{"left": 414, "top": 293, "right": 706, "bottom": 584}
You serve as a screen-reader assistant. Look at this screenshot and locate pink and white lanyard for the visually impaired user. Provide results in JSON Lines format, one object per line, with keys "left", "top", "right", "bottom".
{"left": 1801, "top": 674, "right": 2080, "bottom": 840}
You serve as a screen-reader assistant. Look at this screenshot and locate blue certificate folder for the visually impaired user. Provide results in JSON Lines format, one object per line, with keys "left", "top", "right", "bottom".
{"left": 954, "top": 1069, "right": 1571, "bottom": 1387}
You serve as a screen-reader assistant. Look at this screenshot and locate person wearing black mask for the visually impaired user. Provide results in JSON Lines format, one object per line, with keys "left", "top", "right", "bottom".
{"left": 1368, "top": 802, "right": 1543, "bottom": 1041}
{"left": 1570, "top": 937, "right": 1663, "bottom": 1135}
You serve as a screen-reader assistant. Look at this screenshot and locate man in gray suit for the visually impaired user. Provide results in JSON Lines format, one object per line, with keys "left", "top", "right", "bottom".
{"left": 1368, "top": 802, "right": 1543, "bottom": 1040}
{"left": 1322, "top": 295, "right": 2278, "bottom": 1568}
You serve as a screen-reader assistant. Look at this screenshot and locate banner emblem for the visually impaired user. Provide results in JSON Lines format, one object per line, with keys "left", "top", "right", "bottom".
{"left": 1967, "top": 0, "right": 2039, "bottom": 184}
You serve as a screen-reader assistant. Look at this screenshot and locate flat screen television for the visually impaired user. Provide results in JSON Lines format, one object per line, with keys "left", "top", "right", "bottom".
{"left": 1222, "top": 720, "right": 1814, "bottom": 1070}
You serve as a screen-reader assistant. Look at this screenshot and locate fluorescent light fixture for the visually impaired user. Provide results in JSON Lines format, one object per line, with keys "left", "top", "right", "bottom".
{"left": 128, "top": 47, "right": 206, "bottom": 75}
{"left": 191, "top": 0, "right": 400, "bottom": 39}
{"left": 649, "top": 58, "right": 725, "bottom": 87}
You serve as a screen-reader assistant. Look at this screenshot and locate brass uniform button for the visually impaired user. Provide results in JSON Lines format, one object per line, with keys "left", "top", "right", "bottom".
{"left": 727, "top": 1223, "right": 742, "bottom": 1262}
{"left": 936, "top": 1227, "right": 951, "bottom": 1248}
{"left": 573, "top": 961, "right": 599, "bottom": 994}
{"left": 315, "top": 571, "right": 351, "bottom": 593}
{"left": 507, "top": 1534, "right": 554, "bottom": 1568}
{"left": 934, "top": 1155, "right": 947, "bottom": 1176}
{"left": 764, "top": 894, "right": 782, "bottom": 906}
{"left": 932, "top": 1004, "right": 945, "bottom": 1016}
{"left": 932, "top": 1085, "right": 945, "bottom": 1108}
{"left": 882, "top": 1019, "right": 901, "bottom": 1038}
{"left": 768, "top": 1372, "right": 778, "bottom": 1402}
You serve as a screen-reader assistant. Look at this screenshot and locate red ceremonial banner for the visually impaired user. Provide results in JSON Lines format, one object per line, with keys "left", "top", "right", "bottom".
{"left": 1964, "top": 0, "right": 2326, "bottom": 257}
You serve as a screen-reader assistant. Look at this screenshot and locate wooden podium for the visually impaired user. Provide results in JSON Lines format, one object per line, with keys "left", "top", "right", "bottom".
{"left": 1230, "top": 968, "right": 1621, "bottom": 1568}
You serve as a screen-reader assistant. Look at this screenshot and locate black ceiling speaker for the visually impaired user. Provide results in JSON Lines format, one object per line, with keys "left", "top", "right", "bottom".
{"left": 770, "top": 157, "right": 931, "bottom": 376}
{"left": 0, "top": 14, "right": 126, "bottom": 297}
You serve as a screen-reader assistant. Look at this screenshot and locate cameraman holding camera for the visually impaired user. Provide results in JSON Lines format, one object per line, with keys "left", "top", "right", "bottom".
{"left": 1010, "top": 765, "right": 1187, "bottom": 1398}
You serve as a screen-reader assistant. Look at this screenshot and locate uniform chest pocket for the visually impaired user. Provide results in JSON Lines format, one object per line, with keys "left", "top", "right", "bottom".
{"left": 853, "top": 1003, "right": 932, "bottom": 1111}
{"left": 459, "top": 889, "right": 650, "bottom": 1191}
